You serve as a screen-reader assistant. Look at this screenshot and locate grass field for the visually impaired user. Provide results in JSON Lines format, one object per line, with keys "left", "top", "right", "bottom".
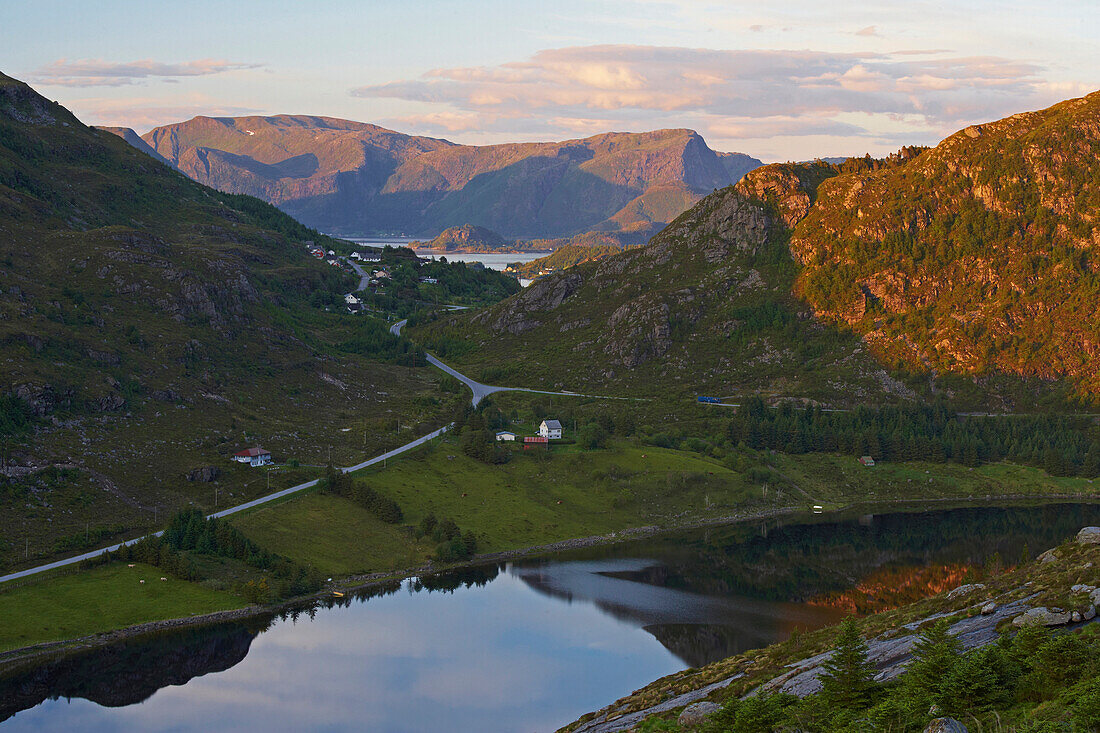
{"left": 230, "top": 492, "right": 430, "bottom": 576}
{"left": 0, "top": 563, "right": 245, "bottom": 652}
{"left": 771, "top": 453, "right": 1100, "bottom": 508}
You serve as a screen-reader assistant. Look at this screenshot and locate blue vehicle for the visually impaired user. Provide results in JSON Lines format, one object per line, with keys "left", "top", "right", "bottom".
{"left": 696, "top": 396, "right": 721, "bottom": 404}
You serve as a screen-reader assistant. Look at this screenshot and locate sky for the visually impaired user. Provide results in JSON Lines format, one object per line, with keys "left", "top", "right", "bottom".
{"left": 5, "top": 0, "right": 1098, "bottom": 161}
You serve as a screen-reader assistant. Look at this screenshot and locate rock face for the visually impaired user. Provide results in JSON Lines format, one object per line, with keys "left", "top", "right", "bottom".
{"left": 186, "top": 466, "right": 220, "bottom": 483}
{"left": 139, "top": 116, "right": 762, "bottom": 239}
{"left": 1077, "top": 527, "right": 1100, "bottom": 545}
{"left": 677, "top": 701, "right": 720, "bottom": 727}
{"left": 925, "top": 718, "right": 968, "bottom": 733}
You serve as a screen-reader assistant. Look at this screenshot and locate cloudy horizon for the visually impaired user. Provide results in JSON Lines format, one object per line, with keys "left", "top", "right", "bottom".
{"left": 7, "top": 0, "right": 1098, "bottom": 161}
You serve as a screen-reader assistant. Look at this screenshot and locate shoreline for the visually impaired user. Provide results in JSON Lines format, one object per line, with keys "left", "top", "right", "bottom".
{"left": 1, "top": 491, "right": 1096, "bottom": 671}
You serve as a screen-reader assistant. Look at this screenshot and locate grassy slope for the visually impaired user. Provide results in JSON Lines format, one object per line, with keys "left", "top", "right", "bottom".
{"left": 0, "top": 563, "right": 245, "bottom": 652}
{"left": 0, "top": 71, "right": 454, "bottom": 571}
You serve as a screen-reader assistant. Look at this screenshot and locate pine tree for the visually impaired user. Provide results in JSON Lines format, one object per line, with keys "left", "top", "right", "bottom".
{"left": 819, "top": 616, "right": 876, "bottom": 709}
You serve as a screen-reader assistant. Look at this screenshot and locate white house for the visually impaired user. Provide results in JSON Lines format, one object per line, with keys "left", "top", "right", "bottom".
{"left": 496, "top": 431, "right": 517, "bottom": 442}
{"left": 344, "top": 293, "right": 362, "bottom": 305}
{"left": 419, "top": 276, "right": 438, "bottom": 284}
{"left": 233, "top": 446, "right": 272, "bottom": 466}
{"left": 538, "top": 420, "right": 563, "bottom": 440}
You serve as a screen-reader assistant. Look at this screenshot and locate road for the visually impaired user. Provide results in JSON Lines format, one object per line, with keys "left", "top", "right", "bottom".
{"left": 391, "top": 318, "right": 619, "bottom": 407}
{"left": 0, "top": 425, "right": 452, "bottom": 585}
{"left": 0, "top": 290, "right": 612, "bottom": 584}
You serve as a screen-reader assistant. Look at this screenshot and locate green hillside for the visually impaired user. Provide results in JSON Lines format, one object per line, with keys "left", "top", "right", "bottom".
{"left": 0, "top": 72, "right": 454, "bottom": 572}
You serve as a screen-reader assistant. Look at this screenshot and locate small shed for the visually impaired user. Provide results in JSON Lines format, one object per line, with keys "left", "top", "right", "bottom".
{"left": 859, "top": 456, "right": 876, "bottom": 467}
{"left": 233, "top": 447, "right": 272, "bottom": 467}
{"left": 496, "top": 431, "right": 517, "bottom": 442}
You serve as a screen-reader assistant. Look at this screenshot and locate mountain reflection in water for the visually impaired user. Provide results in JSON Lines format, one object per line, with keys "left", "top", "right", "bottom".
{"left": 510, "top": 559, "right": 845, "bottom": 667}
{"left": 2, "top": 502, "right": 1098, "bottom": 732}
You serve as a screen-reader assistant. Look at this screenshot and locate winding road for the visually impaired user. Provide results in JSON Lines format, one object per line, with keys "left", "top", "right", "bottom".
{"left": 0, "top": 305, "right": 619, "bottom": 584}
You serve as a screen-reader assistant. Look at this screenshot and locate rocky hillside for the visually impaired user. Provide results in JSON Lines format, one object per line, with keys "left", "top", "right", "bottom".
{"left": 564, "top": 526, "right": 1100, "bottom": 733}
{"left": 413, "top": 166, "right": 917, "bottom": 406}
{"left": 791, "top": 92, "right": 1100, "bottom": 394}
{"left": 416, "top": 91, "right": 1100, "bottom": 406}
{"left": 134, "top": 116, "right": 762, "bottom": 239}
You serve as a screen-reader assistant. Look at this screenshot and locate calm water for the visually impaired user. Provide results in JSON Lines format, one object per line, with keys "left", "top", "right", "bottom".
{"left": 345, "top": 237, "right": 544, "bottom": 272}
{"left": 3, "top": 502, "right": 1098, "bottom": 732}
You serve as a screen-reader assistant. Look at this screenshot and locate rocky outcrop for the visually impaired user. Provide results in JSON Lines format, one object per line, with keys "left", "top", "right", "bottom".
{"left": 677, "top": 701, "right": 720, "bottom": 727}
{"left": 1077, "top": 527, "right": 1100, "bottom": 544}
{"left": 186, "top": 466, "right": 220, "bottom": 483}
{"left": 422, "top": 224, "right": 508, "bottom": 251}
{"left": 925, "top": 718, "right": 968, "bottom": 733}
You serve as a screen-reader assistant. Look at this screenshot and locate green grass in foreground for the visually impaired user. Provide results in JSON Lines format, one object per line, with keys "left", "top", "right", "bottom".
{"left": 0, "top": 563, "right": 245, "bottom": 652}
{"left": 230, "top": 492, "right": 429, "bottom": 576}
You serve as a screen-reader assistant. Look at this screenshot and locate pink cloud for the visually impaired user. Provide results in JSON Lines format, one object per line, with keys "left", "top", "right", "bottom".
{"left": 32, "top": 58, "right": 263, "bottom": 87}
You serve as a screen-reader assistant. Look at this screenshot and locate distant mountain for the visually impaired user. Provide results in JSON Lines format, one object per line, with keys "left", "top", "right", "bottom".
{"left": 420, "top": 224, "right": 508, "bottom": 252}
{"left": 95, "top": 126, "right": 173, "bottom": 167}
{"left": 716, "top": 152, "right": 764, "bottom": 183}
{"left": 414, "top": 90, "right": 1100, "bottom": 406}
{"left": 135, "top": 116, "right": 762, "bottom": 239}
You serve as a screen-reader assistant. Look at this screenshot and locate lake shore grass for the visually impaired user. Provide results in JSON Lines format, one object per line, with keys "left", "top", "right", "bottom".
{"left": 0, "top": 562, "right": 245, "bottom": 653}
{"left": 1, "top": 437, "right": 1097, "bottom": 661}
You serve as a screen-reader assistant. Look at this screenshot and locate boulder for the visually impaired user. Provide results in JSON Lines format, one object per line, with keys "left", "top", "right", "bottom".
{"left": 980, "top": 602, "right": 997, "bottom": 615}
{"left": 1077, "top": 527, "right": 1100, "bottom": 545}
{"left": 186, "top": 466, "right": 220, "bottom": 482}
{"left": 1037, "top": 549, "right": 1059, "bottom": 564}
{"left": 1012, "top": 607, "right": 1072, "bottom": 627}
{"left": 677, "top": 701, "right": 721, "bottom": 727}
{"left": 925, "top": 718, "right": 968, "bottom": 733}
{"left": 947, "top": 583, "right": 985, "bottom": 600}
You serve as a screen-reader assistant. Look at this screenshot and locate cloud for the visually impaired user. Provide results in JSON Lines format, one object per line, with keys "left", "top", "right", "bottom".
{"left": 32, "top": 58, "right": 263, "bottom": 87}
{"left": 352, "top": 45, "right": 1049, "bottom": 130}
{"left": 65, "top": 94, "right": 264, "bottom": 131}
{"left": 855, "top": 25, "right": 879, "bottom": 37}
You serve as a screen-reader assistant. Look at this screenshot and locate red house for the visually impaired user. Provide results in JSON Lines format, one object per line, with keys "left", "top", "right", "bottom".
{"left": 233, "top": 446, "right": 272, "bottom": 466}
{"left": 523, "top": 436, "right": 548, "bottom": 450}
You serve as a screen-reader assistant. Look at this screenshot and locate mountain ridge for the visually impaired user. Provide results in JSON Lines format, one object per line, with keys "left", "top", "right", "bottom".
{"left": 126, "top": 116, "right": 762, "bottom": 239}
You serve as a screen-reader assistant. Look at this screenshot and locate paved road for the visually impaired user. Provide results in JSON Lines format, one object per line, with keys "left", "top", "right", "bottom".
{"left": 0, "top": 297, "right": 608, "bottom": 584}
{"left": 392, "top": 318, "right": 617, "bottom": 408}
{"left": 0, "top": 425, "right": 452, "bottom": 585}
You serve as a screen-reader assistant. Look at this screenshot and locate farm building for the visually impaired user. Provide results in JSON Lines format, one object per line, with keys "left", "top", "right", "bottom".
{"left": 539, "top": 420, "right": 563, "bottom": 440}
{"left": 496, "top": 431, "right": 517, "bottom": 441}
{"left": 859, "top": 456, "right": 876, "bottom": 467}
{"left": 523, "top": 436, "right": 548, "bottom": 450}
{"left": 233, "top": 447, "right": 272, "bottom": 467}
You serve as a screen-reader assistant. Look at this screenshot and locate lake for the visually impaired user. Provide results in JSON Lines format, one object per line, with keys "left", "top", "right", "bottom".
{"left": 345, "top": 237, "right": 545, "bottom": 274}
{"left": 3, "top": 502, "right": 1098, "bottom": 732}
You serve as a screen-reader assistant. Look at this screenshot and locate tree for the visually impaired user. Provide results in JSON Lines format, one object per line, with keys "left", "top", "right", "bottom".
{"left": 819, "top": 616, "right": 876, "bottom": 709}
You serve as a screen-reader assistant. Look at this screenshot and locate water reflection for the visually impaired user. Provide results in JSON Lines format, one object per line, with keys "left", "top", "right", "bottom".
{"left": 2, "top": 502, "right": 1097, "bottom": 732}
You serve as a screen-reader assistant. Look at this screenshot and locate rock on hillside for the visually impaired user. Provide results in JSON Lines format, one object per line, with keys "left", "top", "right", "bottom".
{"left": 141, "top": 116, "right": 753, "bottom": 239}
